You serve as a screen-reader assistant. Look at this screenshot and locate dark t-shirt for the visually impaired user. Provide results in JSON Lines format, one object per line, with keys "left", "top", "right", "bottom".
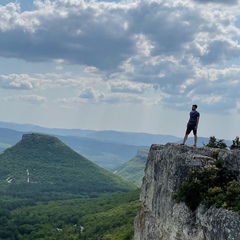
{"left": 188, "top": 111, "right": 200, "bottom": 126}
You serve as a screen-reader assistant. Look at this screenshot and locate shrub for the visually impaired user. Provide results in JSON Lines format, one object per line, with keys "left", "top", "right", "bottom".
{"left": 230, "top": 137, "right": 240, "bottom": 150}
{"left": 175, "top": 160, "right": 240, "bottom": 213}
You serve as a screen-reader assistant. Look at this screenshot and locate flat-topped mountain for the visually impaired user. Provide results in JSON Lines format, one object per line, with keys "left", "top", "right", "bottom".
{"left": 0, "top": 133, "right": 136, "bottom": 200}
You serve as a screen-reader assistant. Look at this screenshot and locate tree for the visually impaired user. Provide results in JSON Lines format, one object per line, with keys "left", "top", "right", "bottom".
{"left": 216, "top": 139, "right": 227, "bottom": 149}
{"left": 204, "top": 136, "right": 227, "bottom": 149}
{"left": 230, "top": 136, "right": 240, "bottom": 150}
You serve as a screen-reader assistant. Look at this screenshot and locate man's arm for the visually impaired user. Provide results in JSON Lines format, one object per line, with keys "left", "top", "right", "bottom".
{"left": 195, "top": 116, "right": 199, "bottom": 128}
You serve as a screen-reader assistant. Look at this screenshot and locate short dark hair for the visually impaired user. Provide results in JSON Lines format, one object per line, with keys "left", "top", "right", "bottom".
{"left": 192, "top": 104, "right": 198, "bottom": 108}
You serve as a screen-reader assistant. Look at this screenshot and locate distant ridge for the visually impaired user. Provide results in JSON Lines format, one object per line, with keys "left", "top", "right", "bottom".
{"left": 0, "top": 121, "right": 181, "bottom": 145}
{"left": 113, "top": 149, "right": 149, "bottom": 187}
{"left": 0, "top": 121, "right": 94, "bottom": 137}
{"left": 0, "top": 121, "right": 182, "bottom": 169}
{"left": 0, "top": 133, "right": 136, "bottom": 200}
{"left": 0, "top": 128, "right": 24, "bottom": 151}
{"left": 83, "top": 130, "right": 181, "bottom": 146}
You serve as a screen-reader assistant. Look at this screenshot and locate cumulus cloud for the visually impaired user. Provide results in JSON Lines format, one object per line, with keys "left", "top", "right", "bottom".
{"left": 0, "top": 0, "right": 136, "bottom": 69}
{"left": 79, "top": 87, "right": 105, "bottom": 100}
{"left": 0, "top": 0, "right": 240, "bottom": 114}
{"left": 1, "top": 1, "right": 239, "bottom": 72}
{"left": 0, "top": 74, "right": 34, "bottom": 89}
{"left": 199, "top": 39, "right": 240, "bottom": 64}
{"left": 0, "top": 72, "right": 97, "bottom": 90}
{"left": 57, "top": 86, "right": 154, "bottom": 105}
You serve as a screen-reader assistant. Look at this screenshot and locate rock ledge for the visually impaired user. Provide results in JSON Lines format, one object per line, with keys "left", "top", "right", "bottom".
{"left": 134, "top": 143, "right": 240, "bottom": 240}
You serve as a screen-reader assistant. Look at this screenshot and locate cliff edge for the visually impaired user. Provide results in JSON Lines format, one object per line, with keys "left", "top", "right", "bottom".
{"left": 134, "top": 143, "right": 240, "bottom": 240}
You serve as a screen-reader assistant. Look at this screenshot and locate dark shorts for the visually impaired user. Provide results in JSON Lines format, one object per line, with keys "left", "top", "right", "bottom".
{"left": 186, "top": 124, "right": 197, "bottom": 135}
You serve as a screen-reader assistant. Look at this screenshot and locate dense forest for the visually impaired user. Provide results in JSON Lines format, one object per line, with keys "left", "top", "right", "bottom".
{"left": 0, "top": 189, "right": 141, "bottom": 240}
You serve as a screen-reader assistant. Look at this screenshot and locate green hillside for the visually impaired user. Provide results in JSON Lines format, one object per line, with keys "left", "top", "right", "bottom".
{"left": 113, "top": 149, "right": 149, "bottom": 187}
{"left": 0, "top": 133, "right": 136, "bottom": 200}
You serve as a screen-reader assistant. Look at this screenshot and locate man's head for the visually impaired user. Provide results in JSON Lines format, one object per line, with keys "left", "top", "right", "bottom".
{"left": 192, "top": 104, "right": 198, "bottom": 111}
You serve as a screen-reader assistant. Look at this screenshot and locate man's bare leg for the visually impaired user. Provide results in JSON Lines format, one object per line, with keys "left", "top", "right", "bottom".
{"left": 181, "top": 134, "right": 189, "bottom": 145}
{"left": 194, "top": 134, "right": 197, "bottom": 146}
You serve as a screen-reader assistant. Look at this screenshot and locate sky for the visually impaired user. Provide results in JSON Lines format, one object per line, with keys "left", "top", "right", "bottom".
{"left": 0, "top": 0, "right": 240, "bottom": 140}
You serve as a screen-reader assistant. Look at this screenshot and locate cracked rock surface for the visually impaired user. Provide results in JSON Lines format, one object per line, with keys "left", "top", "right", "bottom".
{"left": 134, "top": 143, "right": 240, "bottom": 240}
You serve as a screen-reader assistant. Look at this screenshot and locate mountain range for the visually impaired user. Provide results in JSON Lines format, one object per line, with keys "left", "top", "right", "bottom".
{"left": 0, "top": 121, "right": 232, "bottom": 171}
{"left": 0, "top": 121, "right": 183, "bottom": 170}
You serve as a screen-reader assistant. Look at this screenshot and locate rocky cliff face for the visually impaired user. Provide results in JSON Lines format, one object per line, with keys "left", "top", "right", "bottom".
{"left": 134, "top": 143, "right": 240, "bottom": 240}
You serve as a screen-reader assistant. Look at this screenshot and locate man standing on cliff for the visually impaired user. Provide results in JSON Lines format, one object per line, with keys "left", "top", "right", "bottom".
{"left": 181, "top": 104, "right": 200, "bottom": 146}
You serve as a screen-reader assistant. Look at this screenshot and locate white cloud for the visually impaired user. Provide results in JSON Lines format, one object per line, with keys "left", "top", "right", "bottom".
{"left": 0, "top": 74, "right": 34, "bottom": 89}
{"left": 109, "top": 81, "right": 151, "bottom": 94}
{"left": 199, "top": 38, "right": 240, "bottom": 64}
{"left": 19, "top": 94, "right": 47, "bottom": 104}
{"left": 79, "top": 87, "right": 105, "bottom": 100}
{"left": 0, "top": 0, "right": 136, "bottom": 69}
{"left": 200, "top": 95, "right": 222, "bottom": 104}
{"left": 0, "top": 72, "right": 102, "bottom": 90}
{"left": 1, "top": 0, "right": 240, "bottom": 138}
{"left": 1, "top": 94, "right": 47, "bottom": 104}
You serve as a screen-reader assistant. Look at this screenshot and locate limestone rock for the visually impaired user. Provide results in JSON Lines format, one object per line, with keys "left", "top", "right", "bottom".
{"left": 134, "top": 143, "right": 240, "bottom": 240}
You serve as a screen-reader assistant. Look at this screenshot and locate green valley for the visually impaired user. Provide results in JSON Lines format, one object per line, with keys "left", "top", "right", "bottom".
{"left": 0, "top": 189, "right": 141, "bottom": 240}
{"left": 113, "top": 149, "right": 149, "bottom": 187}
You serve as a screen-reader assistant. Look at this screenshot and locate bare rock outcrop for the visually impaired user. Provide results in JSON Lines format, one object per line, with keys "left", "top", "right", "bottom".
{"left": 134, "top": 143, "right": 240, "bottom": 240}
